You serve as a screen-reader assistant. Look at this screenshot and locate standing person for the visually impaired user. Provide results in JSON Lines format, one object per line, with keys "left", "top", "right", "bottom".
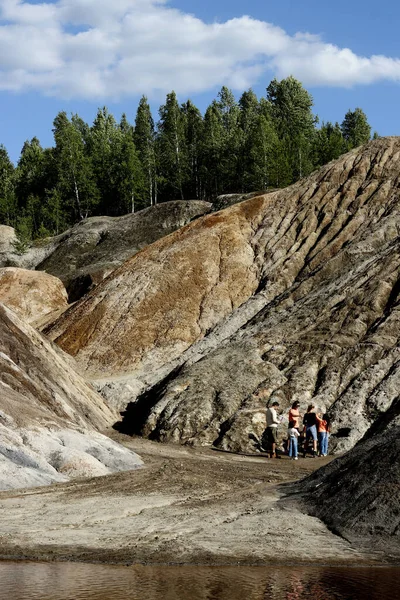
{"left": 302, "top": 404, "right": 318, "bottom": 458}
{"left": 288, "top": 401, "right": 301, "bottom": 430}
{"left": 316, "top": 413, "right": 331, "bottom": 456}
{"left": 266, "top": 400, "right": 281, "bottom": 458}
{"left": 288, "top": 420, "right": 300, "bottom": 460}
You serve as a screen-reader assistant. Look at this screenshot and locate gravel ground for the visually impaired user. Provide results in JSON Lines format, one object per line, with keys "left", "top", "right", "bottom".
{"left": 0, "top": 434, "right": 383, "bottom": 566}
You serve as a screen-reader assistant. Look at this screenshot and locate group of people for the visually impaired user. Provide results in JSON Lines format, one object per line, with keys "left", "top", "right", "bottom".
{"left": 264, "top": 400, "right": 331, "bottom": 459}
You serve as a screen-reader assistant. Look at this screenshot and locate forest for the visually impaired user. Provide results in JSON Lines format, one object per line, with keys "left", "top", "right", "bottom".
{"left": 0, "top": 76, "right": 373, "bottom": 242}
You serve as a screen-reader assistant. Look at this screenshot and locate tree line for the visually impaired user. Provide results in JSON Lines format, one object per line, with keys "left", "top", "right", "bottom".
{"left": 0, "top": 77, "right": 373, "bottom": 241}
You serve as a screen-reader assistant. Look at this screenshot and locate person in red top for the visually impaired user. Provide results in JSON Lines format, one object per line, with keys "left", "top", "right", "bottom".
{"left": 288, "top": 401, "right": 301, "bottom": 430}
{"left": 316, "top": 413, "right": 331, "bottom": 456}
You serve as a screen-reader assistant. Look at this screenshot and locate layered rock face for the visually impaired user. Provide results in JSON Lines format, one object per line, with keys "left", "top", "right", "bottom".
{"left": 0, "top": 201, "right": 211, "bottom": 302}
{"left": 0, "top": 267, "right": 68, "bottom": 325}
{"left": 46, "top": 138, "right": 400, "bottom": 453}
{"left": 300, "top": 405, "right": 400, "bottom": 542}
{"left": 0, "top": 303, "right": 142, "bottom": 490}
{"left": 37, "top": 200, "right": 211, "bottom": 301}
{"left": 46, "top": 197, "right": 264, "bottom": 378}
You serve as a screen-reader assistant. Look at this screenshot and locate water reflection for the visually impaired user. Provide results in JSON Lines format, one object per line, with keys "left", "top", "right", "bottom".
{"left": 0, "top": 561, "right": 399, "bottom": 600}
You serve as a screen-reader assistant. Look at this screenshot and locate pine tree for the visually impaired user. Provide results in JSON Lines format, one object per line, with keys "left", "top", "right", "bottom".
{"left": 88, "top": 107, "right": 120, "bottom": 214}
{"left": 341, "top": 108, "right": 371, "bottom": 149}
{"left": 15, "top": 137, "right": 46, "bottom": 205}
{"left": 267, "top": 77, "right": 317, "bottom": 182}
{"left": 201, "top": 101, "right": 224, "bottom": 198}
{"left": 217, "top": 86, "right": 241, "bottom": 192}
{"left": 0, "top": 145, "right": 16, "bottom": 226}
{"left": 245, "top": 112, "right": 283, "bottom": 191}
{"left": 239, "top": 90, "right": 261, "bottom": 191}
{"left": 313, "top": 122, "right": 346, "bottom": 167}
{"left": 157, "top": 91, "right": 187, "bottom": 201}
{"left": 112, "top": 124, "right": 145, "bottom": 214}
{"left": 0, "top": 80, "right": 376, "bottom": 231}
{"left": 181, "top": 100, "right": 203, "bottom": 199}
{"left": 134, "top": 96, "right": 156, "bottom": 206}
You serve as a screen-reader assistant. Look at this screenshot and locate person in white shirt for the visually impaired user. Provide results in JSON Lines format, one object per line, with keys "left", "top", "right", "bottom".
{"left": 288, "top": 420, "right": 300, "bottom": 459}
{"left": 265, "top": 400, "right": 280, "bottom": 458}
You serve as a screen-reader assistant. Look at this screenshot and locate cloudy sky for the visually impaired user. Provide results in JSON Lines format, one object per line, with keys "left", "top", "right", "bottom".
{"left": 1, "top": 0, "right": 399, "bottom": 161}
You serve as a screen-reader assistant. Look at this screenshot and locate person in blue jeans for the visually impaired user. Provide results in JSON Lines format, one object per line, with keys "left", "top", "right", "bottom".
{"left": 288, "top": 420, "right": 300, "bottom": 460}
{"left": 316, "top": 413, "right": 331, "bottom": 456}
{"left": 302, "top": 404, "right": 318, "bottom": 458}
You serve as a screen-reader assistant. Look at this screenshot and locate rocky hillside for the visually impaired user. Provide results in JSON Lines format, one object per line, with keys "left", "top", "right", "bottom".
{"left": 0, "top": 267, "right": 68, "bottom": 325}
{"left": 299, "top": 404, "right": 400, "bottom": 546}
{"left": 0, "top": 303, "right": 142, "bottom": 490}
{"left": 45, "top": 138, "right": 400, "bottom": 453}
{"left": 0, "top": 201, "right": 211, "bottom": 302}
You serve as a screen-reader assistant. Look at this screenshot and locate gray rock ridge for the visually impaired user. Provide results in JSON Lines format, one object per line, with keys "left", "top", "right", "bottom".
{"left": 0, "top": 201, "right": 212, "bottom": 302}
{"left": 212, "top": 191, "right": 271, "bottom": 212}
{"left": 297, "top": 405, "right": 400, "bottom": 542}
{"left": 40, "top": 200, "right": 212, "bottom": 301}
{"left": 0, "top": 303, "right": 142, "bottom": 490}
{"left": 0, "top": 225, "right": 17, "bottom": 255}
{"left": 47, "top": 138, "right": 400, "bottom": 453}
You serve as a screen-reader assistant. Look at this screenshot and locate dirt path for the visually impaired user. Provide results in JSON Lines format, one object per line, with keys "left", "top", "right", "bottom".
{"left": 0, "top": 434, "right": 378, "bottom": 566}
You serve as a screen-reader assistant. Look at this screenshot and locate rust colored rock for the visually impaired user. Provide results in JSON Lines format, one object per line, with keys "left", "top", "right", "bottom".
{"left": 0, "top": 267, "right": 68, "bottom": 325}
{"left": 0, "top": 201, "right": 211, "bottom": 302}
{"left": 36, "top": 200, "right": 212, "bottom": 301}
{"left": 46, "top": 138, "right": 400, "bottom": 453}
{"left": 46, "top": 197, "right": 264, "bottom": 377}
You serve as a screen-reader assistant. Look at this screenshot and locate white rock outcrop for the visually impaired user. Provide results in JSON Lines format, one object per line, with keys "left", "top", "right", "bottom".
{"left": 0, "top": 303, "right": 142, "bottom": 490}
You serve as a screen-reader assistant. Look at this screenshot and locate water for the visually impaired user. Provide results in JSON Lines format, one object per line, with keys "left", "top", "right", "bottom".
{"left": 0, "top": 561, "right": 399, "bottom": 600}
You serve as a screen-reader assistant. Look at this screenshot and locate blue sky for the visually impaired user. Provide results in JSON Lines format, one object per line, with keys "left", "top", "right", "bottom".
{"left": 0, "top": 0, "right": 399, "bottom": 162}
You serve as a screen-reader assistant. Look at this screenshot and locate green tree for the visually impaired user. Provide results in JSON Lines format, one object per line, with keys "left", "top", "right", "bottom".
{"left": 181, "top": 99, "right": 203, "bottom": 199}
{"left": 157, "top": 91, "right": 187, "bottom": 201}
{"left": 217, "top": 86, "right": 241, "bottom": 192}
{"left": 201, "top": 100, "right": 224, "bottom": 197}
{"left": 267, "top": 77, "right": 317, "bottom": 181}
{"left": 112, "top": 124, "right": 145, "bottom": 214}
{"left": 134, "top": 96, "right": 156, "bottom": 206}
{"left": 341, "top": 108, "right": 371, "bottom": 149}
{"left": 88, "top": 107, "right": 120, "bottom": 215}
{"left": 239, "top": 90, "right": 262, "bottom": 190}
{"left": 313, "top": 122, "right": 346, "bottom": 167}
{"left": 245, "top": 111, "right": 284, "bottom": 191}
{"left": 15, "top": 137, "right": 46, "bottom": 205}
{"left": 0, "top": 145, "right": 17, "bottom": 226}
{"left": 53, "top": 111, "right": 98, "bottom": 220}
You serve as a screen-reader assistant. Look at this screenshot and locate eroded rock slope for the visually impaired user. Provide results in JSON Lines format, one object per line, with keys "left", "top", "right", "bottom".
{"left": 0, "top": 201, "right": 211, "bottom": 302}
{"left": 46, "top": 138, "right": 400, "bottom": 453}
{"left": 299, "top": 404, "right": 400, "bottom": 546}
{"left": 0, "top": 303, "right": 142, "bottom": 490}
{"left": 0, "top": 267, "right": 68, "bottom": 325}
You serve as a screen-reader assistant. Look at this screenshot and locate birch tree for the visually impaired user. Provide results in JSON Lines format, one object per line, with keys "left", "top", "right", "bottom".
{"left": 53, "top": 111, "right": 98, "bottom": 220}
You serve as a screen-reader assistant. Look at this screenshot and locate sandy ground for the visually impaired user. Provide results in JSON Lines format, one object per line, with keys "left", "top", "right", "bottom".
{"left": 0, "top": 434, "right": 385, "bottom": 566}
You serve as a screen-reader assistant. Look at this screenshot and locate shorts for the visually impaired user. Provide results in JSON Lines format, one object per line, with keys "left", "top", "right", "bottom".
{"left": 266, "top": 427, "right": 278, "bottom": 444}
{"left": 306, "top": 425, "right": 317, "bottom": 441}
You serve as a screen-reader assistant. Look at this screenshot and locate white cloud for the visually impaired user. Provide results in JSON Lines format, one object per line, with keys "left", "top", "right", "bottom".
{"left": 0, "top": 0, "right": 399, "bottom": 99}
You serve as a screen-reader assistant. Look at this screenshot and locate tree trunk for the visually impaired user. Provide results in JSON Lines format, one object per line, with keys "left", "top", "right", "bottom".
{"left": 149, "top": 164, "right": 153, "bottom": 206}
{"left": 72, "top": 174, "right": 84, "bottom": 220}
